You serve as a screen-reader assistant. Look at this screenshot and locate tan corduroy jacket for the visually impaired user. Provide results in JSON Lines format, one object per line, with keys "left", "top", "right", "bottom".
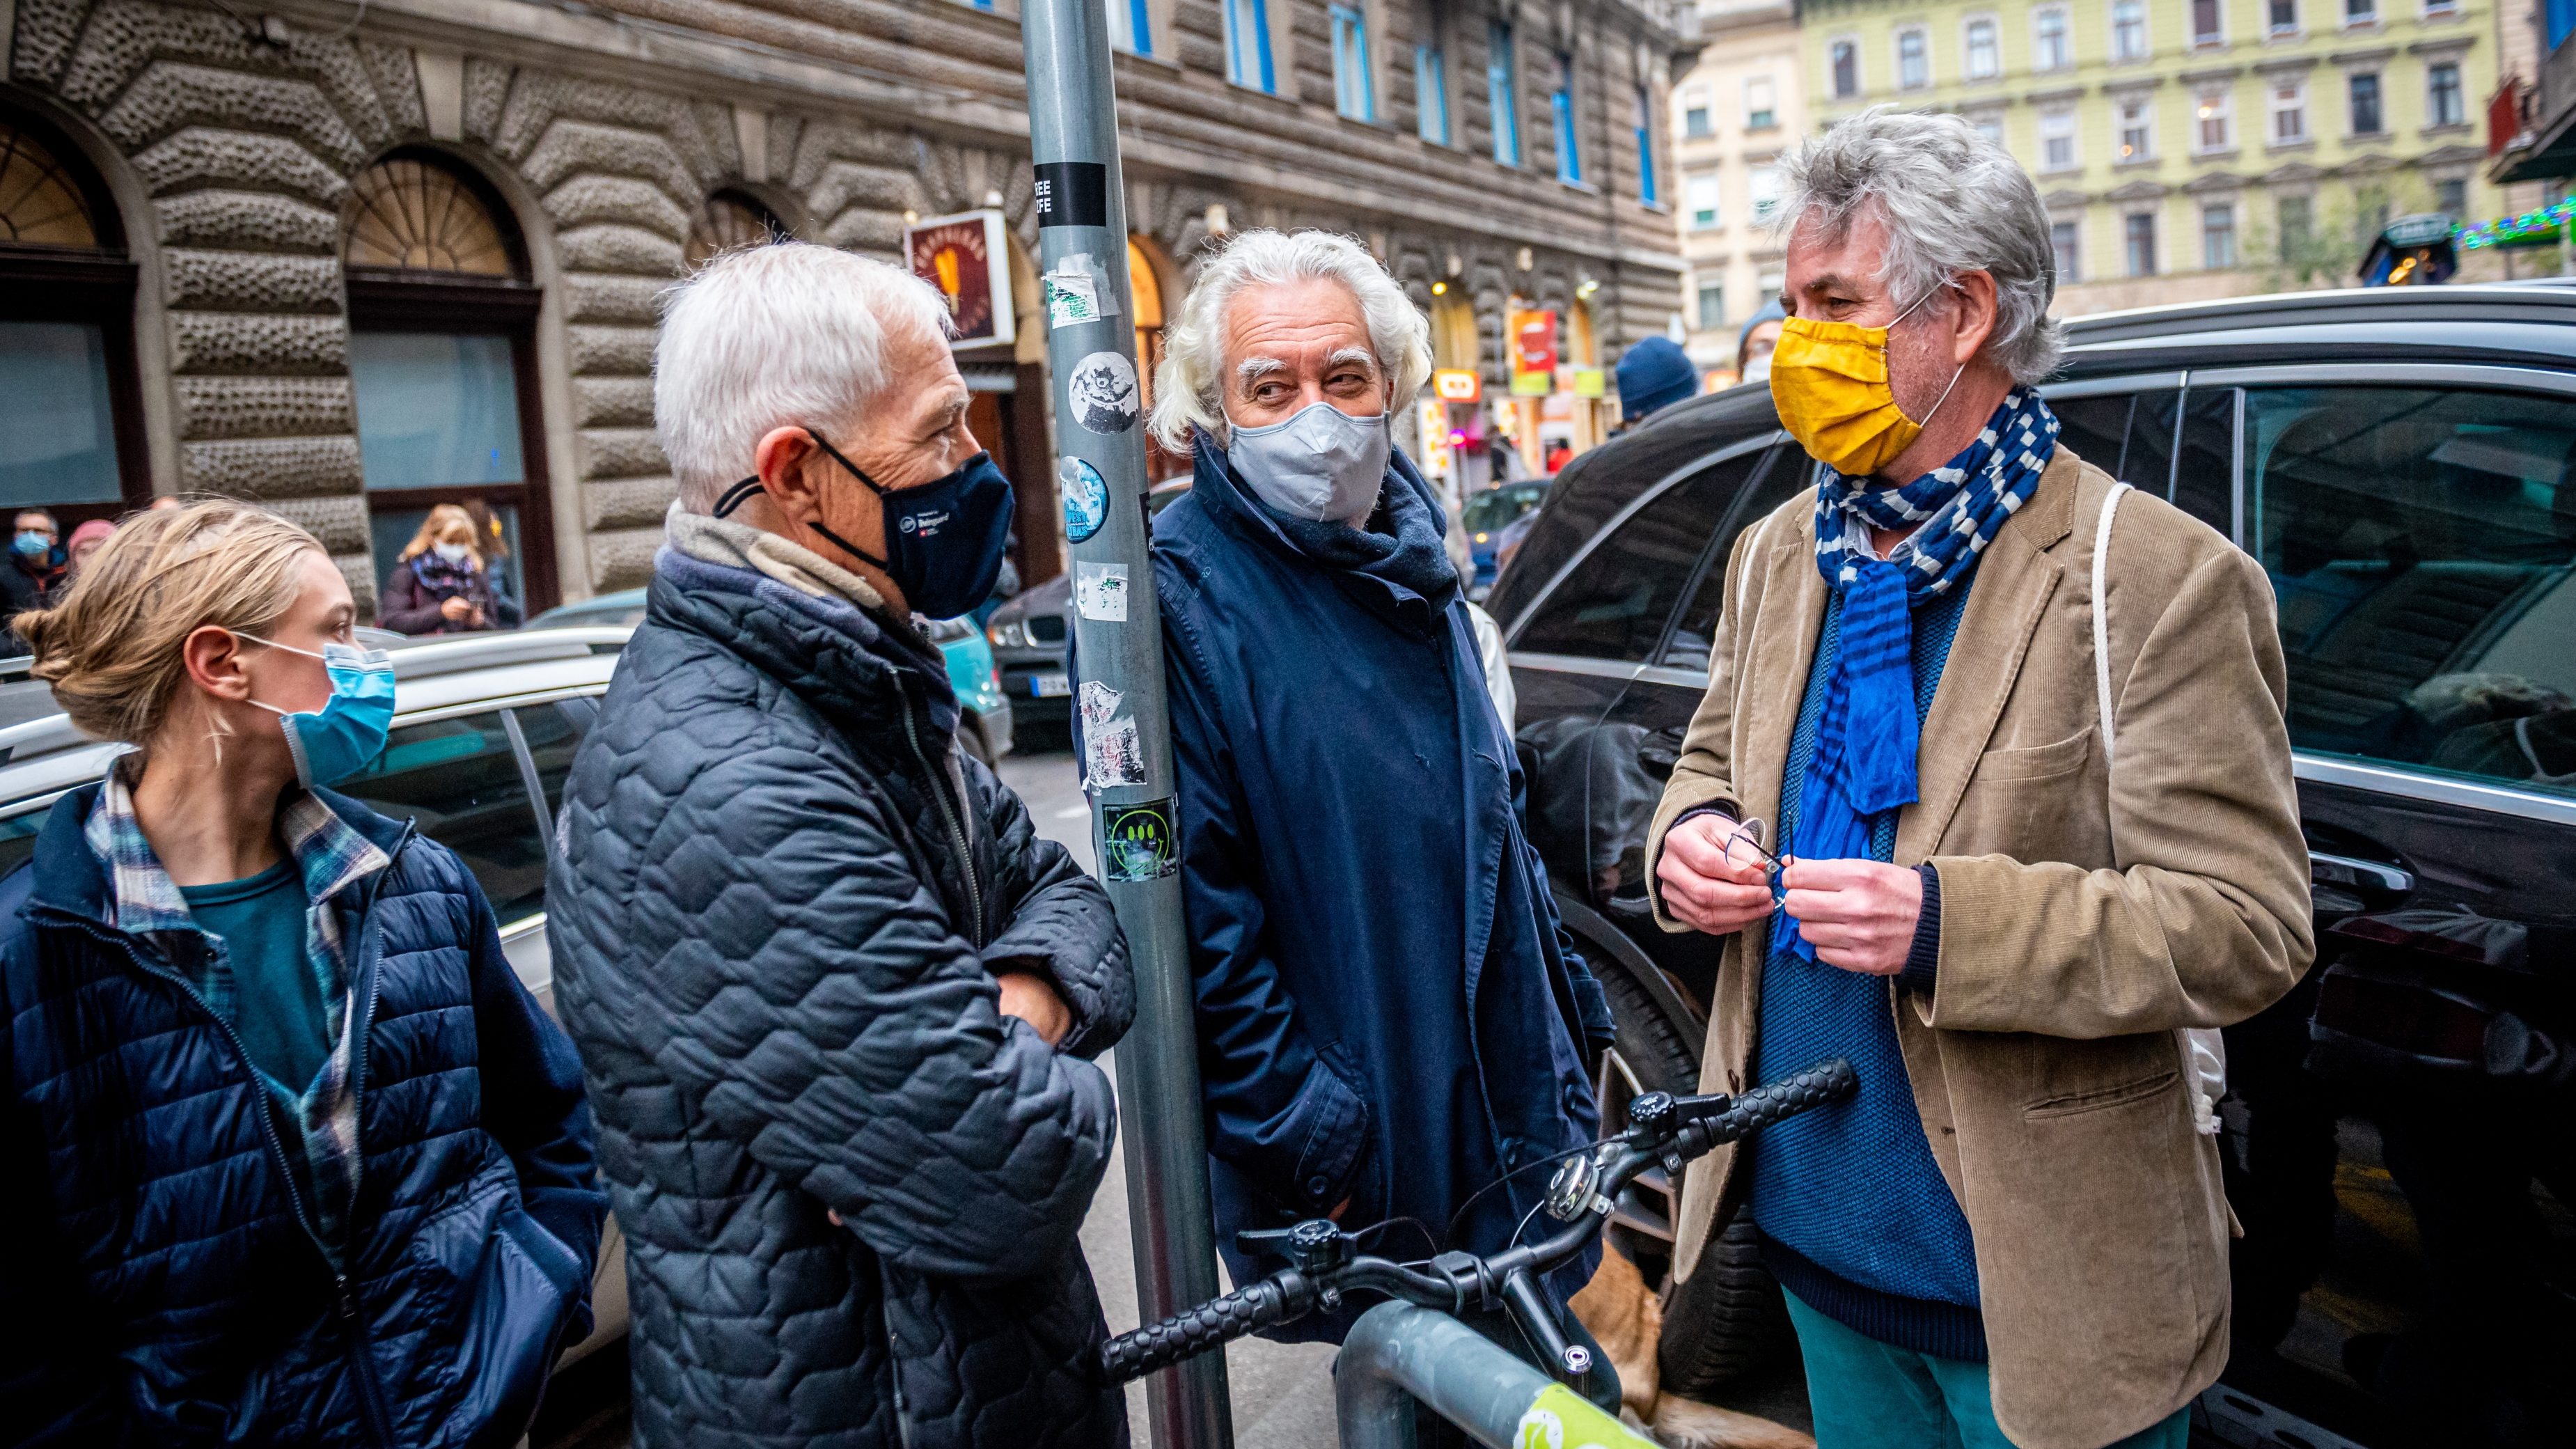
{"left": 1646, "top": 445, "right": 2314, "bottom": 1449}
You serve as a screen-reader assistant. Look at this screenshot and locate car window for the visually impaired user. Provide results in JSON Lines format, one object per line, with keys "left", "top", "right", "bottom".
{"left": 512, "top": 698, "right": 598, "bottom": 829}
{"left": 2248, "top": 386, "right": 2576, "bottom": 797}
{"left": 2048, "top": 388, "right": 2179, "bottom": 494}
{"left": 1660, "top": 446, "right": 1807, "bottom": 673}
{"left": 2171, "top": 387, "right": 2235, "bottom": 533}
{"left": 1462, "top": 483, "right": 1546, "bottom": 535}
{"left": 335, "top": 711, "right": 549, "bottom": 920}
{"left": 0, "top": 797, "right": 51, "bottom": 879}
{"left": 1513, "top": 446, "right": 1775, "bottom": 664}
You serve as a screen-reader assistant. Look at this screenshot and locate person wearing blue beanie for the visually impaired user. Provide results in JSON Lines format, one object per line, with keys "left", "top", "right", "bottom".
{"left": 1615, "top": 335, "right": 1700, "bottom": 424}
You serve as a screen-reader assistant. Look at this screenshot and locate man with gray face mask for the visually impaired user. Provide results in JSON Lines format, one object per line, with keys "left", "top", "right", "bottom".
{"left": 1144, "top": 230, "right": 1619, "bottom": 1391}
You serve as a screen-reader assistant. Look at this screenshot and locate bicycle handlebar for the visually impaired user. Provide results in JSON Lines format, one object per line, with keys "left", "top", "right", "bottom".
{"left": 1099, "top": 1056, "right": 1857, "bottom": 1384}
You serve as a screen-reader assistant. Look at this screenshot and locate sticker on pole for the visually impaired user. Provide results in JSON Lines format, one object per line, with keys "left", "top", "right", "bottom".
{"left": 1060, "top": 456, "right": 1109, "bottom": 542}
{"left": 1067, "top": 351, "right": 1140, "bottom": 434}
{"left": 1099, "top": 797, "right": 1179, "bottom": 882}
{"left": 1084, "top": 717, "right": 1146, "bottom": 790}
{"left": 1514, "top": 1384, "right": 1660, "bottom": 1449}
{"left": 1075, "top": 561, "right": 1129, "bottom": 621}
{"left": 1044, "top": 253, "right": 1118, "bottom": 328}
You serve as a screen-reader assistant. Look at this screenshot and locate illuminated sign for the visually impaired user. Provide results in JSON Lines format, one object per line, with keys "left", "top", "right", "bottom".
{"left": 902, "top": 209, "right": 1016, "bottom": 349}
{"left": 1432, "top": 368, "right": 1483, "bottom": 402}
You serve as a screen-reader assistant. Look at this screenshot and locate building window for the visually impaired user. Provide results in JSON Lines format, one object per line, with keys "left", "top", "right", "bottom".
{"left": 0, "top": 112, "right": 148, "bottom": 522}
{"left": 1972, "top": 113, "right": 2004, "bottom": 144}
{"left": 1683, "top": 93, "right": 1712, "bottom": 139}
{"left": 2278, "top": 194, "right": 2312, "bottom": 256}
{"left": 1225, "top": 0, "right": 1277, "bottom": 93}
{"left": 2435, "top": 176, "right": 2466, "bottom": 214}
{"left": 2349, "top": 72, "right": 2382, "bottom": 134}
{"left": 2202, "top": 202, "right": 2238, "bottom": 267}
{"left": 343, "top": 152, "right": 558, "bottom": 615}
{"left": 1331, "top": 4, "right": 1376, "bottom": 120}
{"left": 2112, "top": 0, "right": 2149, "bottom": 61}
{"left": 2118, "top": 97, "right": 2154, "bottom": 160}
{"left": 2270, "top": 0, "right": 2298, "bottom": 29}
{"left": 1831, "top": 38, "right": 1860, "bottom": 97}
{"left": 2196, "top": 88, "right": 2233, "bottom": 149}
{"left": 1896, "top": 28, "right": 1930, "bottom": 89}
{"left": 1488, "top": 21, "right": 1521, "bottom": 166}
{"left": 2345, "top": 0, "right": 2375, "bottom": 21}
{"left": 2034, "top": 7, "right": 2073, "bottom": 70}
{"left": 1686, "top": 173, "right": 1721, "bottom": 230}
{"left": 1417, "top": 40, "right": 1452, "bottom": 143}
{"left": 2193, "top": 0, "right": 2224, "bottom": 45}
{"left": 1746, "top": 75, "right": 1777, "bottom": 129}
{"left": 1550, "top": 52, "right": 1580, "bottom": 184}
{"left": 1750, "top": 164, "right": 1783, "bottom": 223}
{"left": 2126, "top": 210, "right": 2158, "bottom": 275}
{"left": 1635, "top": 84, "right": 1658, "bottom": 205}
{"left": 1696, "top": 281, "right": 1725, "bottom": 331}
{"left": 1965, "top": 17, "right": 2000, "bottom": 79}
{"left": 685, "top": 191, "right": 791, "bottom": 269}
{"left": 2271, "top": 80, "right": 2307, "bottom": 141}
{"left": 2041, "top": 108, "right": 2079, "bottom": 169}
{"left": 2051, "top": 219, "right": 2082, "bottom": 281}
{"left": 2428, "top": 63, "right": 2463, "bottom": 126}
{"left": 1106, "top": 0, "right": 1153, "bottom": 56}
{"left": 1757, "top": 270, "right": 1782, "bottom": 309}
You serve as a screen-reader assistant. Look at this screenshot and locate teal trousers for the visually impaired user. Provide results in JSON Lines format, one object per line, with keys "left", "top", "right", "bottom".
{"left": 1784, "top": 1289, "right": 2193, "bottom": 1449}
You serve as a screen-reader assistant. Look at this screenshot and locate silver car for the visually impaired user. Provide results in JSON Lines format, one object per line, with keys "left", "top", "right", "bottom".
{"left": 0, "top": 627, "right": 636, "bottom": 1361}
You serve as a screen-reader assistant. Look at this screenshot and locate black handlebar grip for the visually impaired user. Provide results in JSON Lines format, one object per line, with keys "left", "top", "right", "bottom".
{"left": 1681, "top": 1058, "right": 1858, "bottom": 1154}
{"left": 1099, "top": 1273, "right": 1309, "bottom": 1384}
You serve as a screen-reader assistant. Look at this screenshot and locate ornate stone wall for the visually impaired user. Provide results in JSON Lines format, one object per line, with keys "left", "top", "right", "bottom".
{"left": 5, "top": 0, "right": 1688, "bottom": 602}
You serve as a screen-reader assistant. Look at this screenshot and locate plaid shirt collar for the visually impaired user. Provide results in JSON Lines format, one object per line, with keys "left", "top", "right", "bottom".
{"left": 84, "top": 755, "right": 391, "bottom": 1259}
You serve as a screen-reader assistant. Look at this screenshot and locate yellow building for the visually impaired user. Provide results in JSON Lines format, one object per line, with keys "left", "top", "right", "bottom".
{"left": 1676, "top": 0, "right": 1807, "bottom": 379}
{"left": 1800, "top": 0, "right": 2506, "bottom": 312}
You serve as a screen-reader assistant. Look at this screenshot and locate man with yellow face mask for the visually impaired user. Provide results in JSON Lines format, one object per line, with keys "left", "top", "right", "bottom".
{"left": 1644, "top": 109, "right": 2314, "bottom": 1449}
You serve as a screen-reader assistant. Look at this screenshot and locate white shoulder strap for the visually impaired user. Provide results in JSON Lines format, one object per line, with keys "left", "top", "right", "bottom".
{"left": 2091, "top": 482, "right": 2133, "bottom": 765}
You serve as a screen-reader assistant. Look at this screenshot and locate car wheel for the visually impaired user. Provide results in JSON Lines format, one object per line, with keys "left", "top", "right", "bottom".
{"left": 1584, "top": 945, "right": 1793, "bottom": 1399}
{"left": 959, "top": 716, "right": 995, "bottom": 768}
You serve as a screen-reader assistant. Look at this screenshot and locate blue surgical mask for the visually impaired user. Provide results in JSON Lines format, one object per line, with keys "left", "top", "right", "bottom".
{"left": 236, "top": 635, "right": 397, "bottom": 788}
{"left": 1226, "top": 402, "right": 1390, "bottom": 524}
{"left": 713, "top": 435, "right": 1016, "bottom": 621}
{"left": 12, "top": 531, "right": 49, "bottom": 559}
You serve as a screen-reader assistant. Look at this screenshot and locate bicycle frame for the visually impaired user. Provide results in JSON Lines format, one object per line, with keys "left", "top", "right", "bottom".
{"left": 1336, "top": 1301, "right": 1658, "bottom": 1449}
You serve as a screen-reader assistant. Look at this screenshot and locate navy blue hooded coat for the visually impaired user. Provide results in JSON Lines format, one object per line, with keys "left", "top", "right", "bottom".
{"left": 1152, "top": 440, "right": 1615, "bottom": 1340}
{"left": 0, "top": 785, "right": 604, "bottom": 1446}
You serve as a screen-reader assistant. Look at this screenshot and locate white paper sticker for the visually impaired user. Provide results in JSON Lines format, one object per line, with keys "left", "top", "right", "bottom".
{"left": 1077, "top": 678, "right": 1122, "bottom": 730}
{"left": 1084, "top": 716, "right": 1147, "bottom": 790}
{"left": 1067, "top": 351, "right": 1140, "bottom": 434}
{"left": 1043, "top": 252, "right": 1117, "bottom": 328}
{"left": 1075, "top": 561, "right": 1130, "bottom": 622}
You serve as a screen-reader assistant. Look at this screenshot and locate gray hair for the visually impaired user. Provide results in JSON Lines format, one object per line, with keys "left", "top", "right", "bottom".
{"left": 1147, "top": 229, "right": 1434, "bottom": 451}
{"left": 1769, "top": 107, "right": 2065, "bottom": 384}
{"left": 654, "top": 242, "right": 952, "bottom": 512}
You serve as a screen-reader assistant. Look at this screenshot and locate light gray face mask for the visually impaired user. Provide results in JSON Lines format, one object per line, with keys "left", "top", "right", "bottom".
{"left": 1226, "top": 401, "right": 1391, "bottom": 525}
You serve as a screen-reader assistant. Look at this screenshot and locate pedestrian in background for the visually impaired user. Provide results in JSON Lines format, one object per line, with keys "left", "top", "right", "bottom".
{"left": 549, "top": 242, "right": 1133, "bottom": 1449}
{"left": 1736, "top": 299, "right": 1786, "bottom": 385}
{"left": 64, "top": 517, "right": 115, "bottom": 579}
{"left": 1649, "top": 109, "right": 2312, "bottom": 1449}
{"left": 1615, "top": 334, "right": 1701, "bottom": 427}
{"left": 1144, "top": 229, "right": 1618, "bottom": 1402}
{"left": 3, "top": 506, "right": 65, "bottom": 648}
{"left": 1, "top": 499, "right": 604, "bottom": 1445}
{"left": 379, "top": 503, "right": 521, "bottom": 635}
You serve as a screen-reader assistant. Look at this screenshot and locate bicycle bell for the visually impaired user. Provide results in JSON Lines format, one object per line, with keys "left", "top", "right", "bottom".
{"left": 1542, "top": 1142, "right": 1616, "bottom": 1221}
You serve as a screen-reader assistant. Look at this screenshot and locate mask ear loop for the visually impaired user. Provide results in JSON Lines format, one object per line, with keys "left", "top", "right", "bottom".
{"left": 714, "top": 432, "right": 897, "bottom": 572}
{"left": 1889, "top": 282, "right": 1970, "bottom": 432}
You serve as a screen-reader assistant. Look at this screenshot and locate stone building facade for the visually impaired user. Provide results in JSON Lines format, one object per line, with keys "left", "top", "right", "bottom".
{"left": 0, "top": 0, "right": 1689, "bottom": 615}
{"left": 1670, "top": 0, "right": 1800, "bottom": 383}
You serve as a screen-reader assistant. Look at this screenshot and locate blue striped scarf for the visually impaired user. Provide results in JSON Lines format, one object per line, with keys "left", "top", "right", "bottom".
{"left": 86, "top": 755, "right": 388, "bottom": 1259}
{"left": 1782, "top": 389, "right": 2058, "bottom": 960}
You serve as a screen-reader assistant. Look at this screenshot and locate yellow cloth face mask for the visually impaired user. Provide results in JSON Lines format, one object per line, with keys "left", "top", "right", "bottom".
{"left": 1767, "top": 294, "right": 1960, "bottom": 478}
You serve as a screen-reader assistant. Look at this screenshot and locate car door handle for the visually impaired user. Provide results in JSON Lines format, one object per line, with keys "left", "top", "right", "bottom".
{"left": 2311, "top": 850, "right": 2413, "bottom": 895}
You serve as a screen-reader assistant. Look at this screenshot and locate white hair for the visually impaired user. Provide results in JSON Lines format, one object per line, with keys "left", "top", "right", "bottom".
{"left": 1147, "top": 229, "right": 1433, "bottom": 451}
{"left": 654, "top": 242, "right": 952, "bottom": 512}
{"left": 1770, "top": 107, "right": 2066, "bottom": 385}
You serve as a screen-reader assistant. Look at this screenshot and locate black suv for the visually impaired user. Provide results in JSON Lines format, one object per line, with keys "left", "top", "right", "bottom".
{"left": 1492, "top": 282, "right": 2576, "bottom": 1449}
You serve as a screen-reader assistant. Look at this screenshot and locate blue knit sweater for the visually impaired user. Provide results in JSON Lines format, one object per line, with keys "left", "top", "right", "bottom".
{"left": 1745, "top": 579, "right": 1987, "bottom": 1363}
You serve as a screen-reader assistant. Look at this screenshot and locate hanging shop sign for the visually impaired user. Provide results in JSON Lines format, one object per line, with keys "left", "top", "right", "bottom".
{"left": 1509, "top": 308, "right": 1559, "bottom": 395}
{"left": 903, "top": 208, "right": 1016, "bottom": 348}
{"left": 1416, "top": 398, "right": 1454, "bottom": 478}
{"left": 1432, "top": 368, "right": 1484, "bottom": 402}
{"left": 1569, "top": 366, "right": 1607, "bottom": 398}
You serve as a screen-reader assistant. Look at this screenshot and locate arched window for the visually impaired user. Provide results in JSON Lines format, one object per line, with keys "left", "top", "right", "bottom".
{"left": 343, "top": 150, "right": 557, "bottom": 616}
{"left": 1129, "top": 237, "right": 1189, "bottom": 481}
{"left": 685, "top": 190, "right": 790, "bottom": 269}
{"left": 1, "top": 108, "right": 150, "bottom": 533}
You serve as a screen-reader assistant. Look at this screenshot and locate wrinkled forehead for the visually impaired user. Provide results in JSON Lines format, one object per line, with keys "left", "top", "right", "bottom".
{"left": 1220, "top": 278, "right": 1374, "bottom": 365}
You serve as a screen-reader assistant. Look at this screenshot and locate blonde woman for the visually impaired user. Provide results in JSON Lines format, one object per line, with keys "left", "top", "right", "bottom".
{"left": 379, "top": 502, "right": 521, "bottom": 635}
{"left": 0, "top": 501, "right": 603, "bottom": 1445}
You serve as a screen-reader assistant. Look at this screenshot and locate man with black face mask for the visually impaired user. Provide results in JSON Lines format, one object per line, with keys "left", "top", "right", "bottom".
{"left": 1143, "top": 230, "right": 1619, "bottom": 1406}
{"left": 548, "top": 242, "right": 1136, "bottom": 1449}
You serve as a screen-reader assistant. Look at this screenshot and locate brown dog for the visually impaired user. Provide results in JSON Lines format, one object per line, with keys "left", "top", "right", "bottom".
{"left": 1570, "top": 1247, "right": 1814, "bottom": 1449}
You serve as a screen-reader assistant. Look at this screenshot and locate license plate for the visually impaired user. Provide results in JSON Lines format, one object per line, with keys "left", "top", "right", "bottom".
{"left": 1030, "top": 673, "right": 1071, "bottom": 698}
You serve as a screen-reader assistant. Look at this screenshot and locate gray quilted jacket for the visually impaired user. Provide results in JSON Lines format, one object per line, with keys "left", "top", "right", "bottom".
{"left": 549, "top": 547, "right": 1133, "bottom": 1449}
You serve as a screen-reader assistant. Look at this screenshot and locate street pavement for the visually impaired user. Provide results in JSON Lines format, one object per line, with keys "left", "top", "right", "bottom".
{"left": 1002, "top": 748, "right": 1344, "bottom": 1449}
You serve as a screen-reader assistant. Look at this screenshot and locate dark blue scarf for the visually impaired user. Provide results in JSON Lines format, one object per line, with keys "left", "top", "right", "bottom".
{"left": 1783, "top": 390, "right": 2058, "bottom": 959}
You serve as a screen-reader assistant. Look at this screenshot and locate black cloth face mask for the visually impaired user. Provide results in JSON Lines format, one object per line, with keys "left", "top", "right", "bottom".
{"left": 714, "top": 430, "right": 1016, "bottom": 621}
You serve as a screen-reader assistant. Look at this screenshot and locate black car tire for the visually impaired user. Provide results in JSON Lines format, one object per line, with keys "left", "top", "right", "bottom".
{"left": 959, "top": 714, "right": 995, "bottom": 769}
{"left": 1586, "top": 948, "right": 1793, "bottom": 1399}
